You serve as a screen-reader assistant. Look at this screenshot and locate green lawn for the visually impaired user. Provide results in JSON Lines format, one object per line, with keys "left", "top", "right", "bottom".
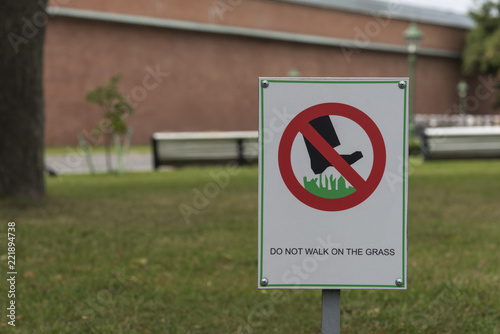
{"left": 1, "top": 159, "right": 500, "bottom": 333}
{"left": 45, "top": 145, "right": 152, "bottom": 155}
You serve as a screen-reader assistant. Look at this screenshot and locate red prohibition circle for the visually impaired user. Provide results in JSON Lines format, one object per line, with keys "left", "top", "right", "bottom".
{"left": 278, "top": 103, "right": 386, "bottom": 211}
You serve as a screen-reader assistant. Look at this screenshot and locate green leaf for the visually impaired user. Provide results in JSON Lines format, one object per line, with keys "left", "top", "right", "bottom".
{"left": 463, "top": 0, "right": 500, "bottom": 109}
{"left": 86, "top": 74, "right": 136, "bottom": 135}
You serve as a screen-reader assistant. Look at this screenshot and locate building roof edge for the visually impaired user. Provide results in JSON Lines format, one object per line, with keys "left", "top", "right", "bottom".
{"left": 47, "top": 7, "right": 462, "bottom": 59}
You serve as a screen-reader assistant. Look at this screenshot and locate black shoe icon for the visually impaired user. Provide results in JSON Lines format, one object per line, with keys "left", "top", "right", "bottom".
{"left": 303, "top": 116, "right": 363, "bottom": 174}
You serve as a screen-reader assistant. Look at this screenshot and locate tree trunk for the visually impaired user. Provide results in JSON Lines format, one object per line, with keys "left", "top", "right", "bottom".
{"left": 0, "top": 1, "right": 48, "bottom": 199}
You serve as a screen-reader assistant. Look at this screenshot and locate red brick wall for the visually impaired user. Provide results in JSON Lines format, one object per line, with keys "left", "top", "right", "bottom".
{"left": 43, "top": 0, "right": 494, "bottom": 146}
{"left": 48, "top": 0, "right": 467, "bottom": 50}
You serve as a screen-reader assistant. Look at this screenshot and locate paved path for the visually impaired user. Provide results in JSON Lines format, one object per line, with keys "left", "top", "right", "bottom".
{"left": 45, "top": 152, "right": 154, "bottom": 175}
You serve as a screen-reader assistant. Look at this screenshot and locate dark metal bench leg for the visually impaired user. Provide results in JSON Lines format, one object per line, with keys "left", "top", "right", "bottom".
{"left": 152, "top": 136, "right": 160, "bottom": 170}
{"left": 237, "top": 138, "right": 245, "bottom": 166}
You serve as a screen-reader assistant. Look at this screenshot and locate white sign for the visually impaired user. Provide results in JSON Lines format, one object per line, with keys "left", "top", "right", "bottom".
{"left": 258, "top": 78, "right": 408, "bottom": 289}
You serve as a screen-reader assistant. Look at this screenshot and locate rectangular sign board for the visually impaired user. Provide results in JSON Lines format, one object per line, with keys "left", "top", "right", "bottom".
{"left": 258, "top": 77, "right": 408, "bottom": 289}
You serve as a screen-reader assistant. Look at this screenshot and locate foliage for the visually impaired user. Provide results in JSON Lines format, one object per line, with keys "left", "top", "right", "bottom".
{"left": 1, "top": 161, "right": 500, "bottom": 332}
{"left": 86, "top": 74, "right": 135, "bottom": 135}
{"left": 86, "top": 74, "right": 135, "bottom": 173}
{"left": 462, "top": 0, "right": 500, "bottom": 107}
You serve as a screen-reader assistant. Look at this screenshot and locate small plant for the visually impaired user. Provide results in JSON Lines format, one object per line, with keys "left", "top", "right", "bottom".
{"left": 86, "top": 74, "right": 135, "bottom": 173}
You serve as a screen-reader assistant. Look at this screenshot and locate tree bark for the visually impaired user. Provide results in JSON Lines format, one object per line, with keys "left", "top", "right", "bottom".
{"left": 0, "top": 1, "right": 47, "bottom": 199}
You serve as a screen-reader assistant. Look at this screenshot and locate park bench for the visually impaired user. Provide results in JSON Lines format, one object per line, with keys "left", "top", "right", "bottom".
{"left": 151, "top": 131, "right": 259, "bottom": 169}
{"left": 420, "top": 126, "right": 500, "bottom": 160}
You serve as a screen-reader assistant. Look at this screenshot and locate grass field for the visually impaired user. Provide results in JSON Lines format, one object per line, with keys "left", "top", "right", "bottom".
{"left": 1, "top": 159, "right": 500, "bottom": 333}
{"left": 45, "top": 145, "right": 152, "bottom": 156}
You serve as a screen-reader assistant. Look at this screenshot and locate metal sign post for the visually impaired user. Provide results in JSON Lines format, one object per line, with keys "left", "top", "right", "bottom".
{"left": 322, "top": 290, "right": 340, "bottom": 334}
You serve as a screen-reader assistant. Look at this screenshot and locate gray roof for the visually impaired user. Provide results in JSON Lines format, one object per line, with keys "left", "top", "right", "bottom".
{"left": 272, "top": 0, "right": 474, "bottom": 29}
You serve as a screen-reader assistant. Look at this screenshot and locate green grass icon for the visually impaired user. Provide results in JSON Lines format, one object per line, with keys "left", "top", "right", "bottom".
{"left": 303, "top": 174, "right": 356, "bottom": 199}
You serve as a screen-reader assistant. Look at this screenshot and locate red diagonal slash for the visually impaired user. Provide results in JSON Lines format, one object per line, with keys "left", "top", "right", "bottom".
{"left": 278, "top": 102, "right": 386, "bottom": 211}
{"left": 299, "top": 122, "right": 365, "bottom": 190}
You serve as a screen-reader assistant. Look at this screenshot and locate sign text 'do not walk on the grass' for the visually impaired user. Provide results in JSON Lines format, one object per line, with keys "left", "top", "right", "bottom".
{"left": 258, "top": 78, "right": 409, "bottom": 289}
